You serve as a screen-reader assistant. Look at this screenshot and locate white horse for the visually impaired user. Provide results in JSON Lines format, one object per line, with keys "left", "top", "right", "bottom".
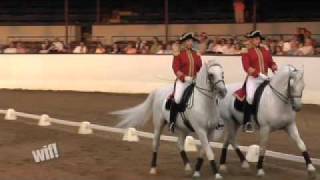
{"left": 112, "top": 61, "right": 227, "bottom": 179}
{"left": 195, "top": 65, "right": 317, "bottom": 177}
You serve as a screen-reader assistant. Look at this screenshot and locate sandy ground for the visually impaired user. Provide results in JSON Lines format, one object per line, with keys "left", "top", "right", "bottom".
{"left": 0, "top": 89, "right": 319, "bottom": 180}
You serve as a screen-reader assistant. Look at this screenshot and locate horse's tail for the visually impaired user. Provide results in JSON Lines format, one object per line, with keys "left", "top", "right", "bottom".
{"left": 111, "top": 90, "right": 156, "bottom": 129}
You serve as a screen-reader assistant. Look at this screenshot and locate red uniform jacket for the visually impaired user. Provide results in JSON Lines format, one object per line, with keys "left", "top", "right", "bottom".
{"left": 172, "top": 49, "right": 202, "bottom": 82}
{"left": 234, "top": 47, "right": 277, "bottom": 101}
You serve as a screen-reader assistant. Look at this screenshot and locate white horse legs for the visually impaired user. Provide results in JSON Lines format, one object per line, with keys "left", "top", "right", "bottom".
{"left": 176, "top": 131, "right": 192, "bottom": 172}
{"left": 197, "top": 130, "right": 223, "bottom": 179}
{"left": 286, "top": 123, "right": 316, "bottom": 174}
{"left": 219, "top": 124, "right": 249, "bottom": 172}
{"left": 150, "top": 121, "right": 166, "bottom": 175}
{"left": 256, "top": 126, "right": 270, "bottom": 177}
{"left": 193, "top": 147, "right": 205, "bottom": 177}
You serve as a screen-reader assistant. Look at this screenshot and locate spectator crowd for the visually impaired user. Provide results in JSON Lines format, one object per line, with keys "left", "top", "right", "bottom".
{"left": 0, "top": 28, "right": 319, "bottom": 56}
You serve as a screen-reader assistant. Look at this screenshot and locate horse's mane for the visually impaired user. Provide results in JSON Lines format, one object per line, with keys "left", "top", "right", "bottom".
{"left": 271, "top": 64, "right": 300, "bottom": 87}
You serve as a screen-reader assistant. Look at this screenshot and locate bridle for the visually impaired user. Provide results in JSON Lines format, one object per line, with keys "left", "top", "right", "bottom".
{"left": 268, "top": 67, "right": 303, "bottom": 105}
{"left": 194, "top": 63, "right": 225, "bottom": 99}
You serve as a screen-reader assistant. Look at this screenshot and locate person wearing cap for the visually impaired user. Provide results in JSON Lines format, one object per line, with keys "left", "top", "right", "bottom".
{"left": 169, "top": 32, "right": 202, "bottom": 133}
{"left": 234, "top": 30, "right": 278, "bottom": 132}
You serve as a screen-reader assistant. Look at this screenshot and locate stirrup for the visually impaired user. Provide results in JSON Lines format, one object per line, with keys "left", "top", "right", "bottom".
{"left": 243, "top": 122, "right": 255, "bottom": 133}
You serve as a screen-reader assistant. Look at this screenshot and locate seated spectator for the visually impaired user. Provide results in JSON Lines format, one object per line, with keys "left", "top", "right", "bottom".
{"left": 50, "top": 38, "right": 65, "bottom": 53}
{"left": 172, "top": 40, "right": 180, "bottom": 56}
{"left": 275, "top": 46, "right": 284, "bottom": 55}
{"left": 125, "top": 43, "right": 137, "bottom": 54}
{"left": 150, "top": 37, "right": 161, "bottom": 54}
{"left": 16, "top": 42, "right": 28, "bottom": 53}
{"left": 110, "top": 43, "right": 120, "bottom": 54}
{"left": 39, "top": 43, "right": 49, "bottom": 54}
{"left": 223, "top": 39, "right": 237, "bottom": 55}
{"left": 135, "top": 37, "right": 143, "bottom": 51}
{"left": 156, "top": 44, "right": 165, "bottom": 54}
{"left": 163, "top": 43, "right": 173, "bottom": 54}
{"left": 212, "top": 39, "right": 225, "bottom": 54}
{"left": 298, "top": 38, "right": 315, "bottom": 56}
{"left": 282, "top": 40, "right": 292, "bottom": 54}
{"left": 199, "top": 32, "right": 209, "bottom": 54}
{"left": 295, "top": 27, "right": 305, "bottom": 45}
{"left": 3, "top": 42, "right": 17, "bottom": 54}
{"left": 73, "top": 42, "right": 88, "bottom": 54}
{"left": 95, "top": 42, "right": 106, "bottom": 54}
{"left": 140, "top": 45, "right": 150, "bottom": 54}
{"left": 233, "top": 43, "right": 242, "bottom": 55}
{"left": 287, "top": 41, "right": 300, "bottom": 56}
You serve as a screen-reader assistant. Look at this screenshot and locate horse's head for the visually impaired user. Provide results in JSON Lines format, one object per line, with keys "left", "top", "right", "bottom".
{"left": 288, "top": 66, "right": 305, "bottom": 111}
{"left": 272, "top": 65, "right": 305, "bottom": 112}
{"left": 206, "top": 61, "right": 227, "bottom": 98}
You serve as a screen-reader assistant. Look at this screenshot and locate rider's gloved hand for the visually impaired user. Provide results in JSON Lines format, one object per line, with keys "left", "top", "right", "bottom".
{"left": 259, "top": 73, "right": 269, "bottom": 80}
{"left": 184, "top": 76, "right": 193, "bottom": 83}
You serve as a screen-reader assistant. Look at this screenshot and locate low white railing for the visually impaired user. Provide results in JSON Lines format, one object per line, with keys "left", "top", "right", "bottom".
{"left": 1, "top": 108, "right": 320, "bottom": 166}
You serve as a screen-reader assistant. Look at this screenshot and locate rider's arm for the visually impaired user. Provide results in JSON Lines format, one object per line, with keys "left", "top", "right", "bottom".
{"left": 269, "top": 58, "right": 278, "bottom": 72}
{"left": 195, "top": 55, "right": 202, "bottom": 73}
{"left": 242, "top": 53, "right": 259, "bottom": 77}
{"left": 172, "top": 55, "right": 185, "bottom": 82}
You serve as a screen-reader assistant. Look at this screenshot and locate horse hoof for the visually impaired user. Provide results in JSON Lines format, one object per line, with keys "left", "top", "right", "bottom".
{"left": 215, "top": 173, "right": 223, "bottom": 179}
{"left": 257, "top": 169, "right": 265, "bottom": 177}
{"left": 307, "top": 164, "right": 316, "bottom": 172}
{"left": 149, "top": 168, "right": 157, "bottom": 175}
{"left": 193, "top": 171, "right": 201, "bottom": 178}
{"left": 219, "top": 164, "right": 227, "bottom": 172}
{"left": 241, "top": 161, "right": 250, "bottom": 169}
{"left": 185, "top": 163, "right": 192, "bottom": 172}
{"left": 307, "top": 164, "right": 317, "bottom": 180}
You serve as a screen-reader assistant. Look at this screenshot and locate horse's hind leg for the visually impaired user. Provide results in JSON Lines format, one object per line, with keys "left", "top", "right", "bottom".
{"left": 256, "top": 126, "right": 271, "bottom": 177}
{"left": 176, "top": 131, "right": 192, "bottom": 172}
{"left": 220, "top": 121, "right": 249, "bottom": 172}
{"left": 150, "top": 119, "right": 166, "bottom": 175}
{"left": 228, "top": 124, "right": 250, "bottom": 169}
{"left": 285, "top": 123, "right": 316, "bottom": 175}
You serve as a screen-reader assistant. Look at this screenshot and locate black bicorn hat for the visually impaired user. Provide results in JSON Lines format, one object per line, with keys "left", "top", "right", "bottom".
{"left": 245, "top": 30, "right": 265, "bottom": 40}
{"left": 179, "top": 32, "right": 200, "bottom": 43}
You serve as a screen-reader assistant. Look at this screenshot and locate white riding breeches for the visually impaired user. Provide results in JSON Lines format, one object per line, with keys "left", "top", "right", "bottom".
{"left": 174, "top": 80, "right": 192, "bottom": 104}
{"left": 246, "top": 76, "right": 265, "bottom": 104}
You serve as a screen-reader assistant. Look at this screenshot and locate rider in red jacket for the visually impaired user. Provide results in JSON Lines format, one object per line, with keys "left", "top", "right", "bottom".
{"left": 169, "top": 32, "right": 202, "bottom": 133}
{"left": 235, "top": 30, "right": 278, "bottom": 132}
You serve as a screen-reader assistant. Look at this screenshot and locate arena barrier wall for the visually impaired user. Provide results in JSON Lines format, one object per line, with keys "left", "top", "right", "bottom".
{"left": 0, "top": 55, "right": 319, "bottom": 104}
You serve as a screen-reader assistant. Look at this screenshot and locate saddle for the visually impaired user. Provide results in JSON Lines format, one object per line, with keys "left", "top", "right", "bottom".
{"left": 165, "top": 83, "right": 195, "bottom": 132}
{"left": 234, "top": 80, "right": 270, "bottom": 125}
{"left": 165, "top": 83, "right": 195, "bottom": 112}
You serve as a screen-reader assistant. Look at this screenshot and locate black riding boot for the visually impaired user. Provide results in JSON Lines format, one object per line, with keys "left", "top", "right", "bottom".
{"left": 169, "top": 102, "right": 179, "bottom": 133}
{"left": 243, "top": 102, "right": 254, "bottom": 133}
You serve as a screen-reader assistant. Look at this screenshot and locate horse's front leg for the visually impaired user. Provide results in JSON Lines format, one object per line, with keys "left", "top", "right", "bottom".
{"left": 285, "top": 123, "right": 316, "bottom": 175}
{"left": 193, "top": 146, "right": 205, "bottom": 178}
{"left": 257, "top": 126, "right": 271, "bottom": 177}
{"left": 176, "top": 131, "right": 192, "bottom": 173}
{"left": 196, "top": 129, "right": 223, "bottom": 179}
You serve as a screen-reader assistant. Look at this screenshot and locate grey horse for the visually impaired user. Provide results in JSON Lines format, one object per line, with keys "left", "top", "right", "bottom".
{"left": 112, "top": 61, "right": 227, "bottom": 179}
{"left": 194, "top": 64, "right": 317, "bottom": 177}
